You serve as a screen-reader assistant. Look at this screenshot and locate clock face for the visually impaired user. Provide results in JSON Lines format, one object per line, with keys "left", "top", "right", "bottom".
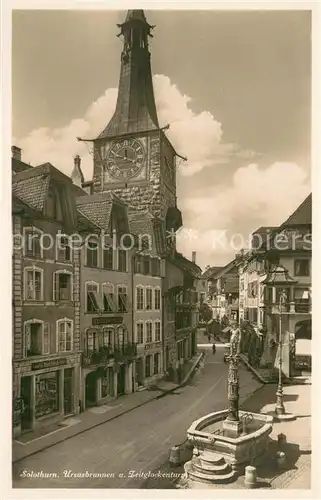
{"left": 105, "top": 138, "right": 146, "bottom": 180}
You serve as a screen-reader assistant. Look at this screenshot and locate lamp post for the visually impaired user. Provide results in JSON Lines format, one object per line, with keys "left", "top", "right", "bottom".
{"left": 275, "top": 289, "right": 287, "bottom": 415}
{"left": 263, "top": 264, "right": 297, "bottom": 421}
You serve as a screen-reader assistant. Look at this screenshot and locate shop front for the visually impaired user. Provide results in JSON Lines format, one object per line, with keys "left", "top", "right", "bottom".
{"left": 13, "top": 355, "right": 81, "bottom": 436}
{"left": 143, "top": 341, "right": 163, "bottom": 385}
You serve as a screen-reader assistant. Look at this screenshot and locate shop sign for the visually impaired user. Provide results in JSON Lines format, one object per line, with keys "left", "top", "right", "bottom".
{"left": 31, "top": 358, "right": 67, "bottom": 371}
{"left": 145, "top": 341, "right": 162, "bottom": 351}
{"left": 92, "top": 316, "right": 123, "bottom": 326}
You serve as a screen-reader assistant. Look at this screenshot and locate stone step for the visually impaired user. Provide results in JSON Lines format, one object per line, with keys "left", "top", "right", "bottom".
{"left": 199, "top": 451, "right": 226, "bottom": 465}
{"left": 194, "top": 458, "right": 231, "bottom": 475}
{"left": 184, "top": 460, "right": 237, "bottom": 485}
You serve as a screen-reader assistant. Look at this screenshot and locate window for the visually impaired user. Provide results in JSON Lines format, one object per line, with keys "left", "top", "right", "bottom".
{"left": 103, "top": 246, "right": 113, "bottom": 270}
{"left": 102, "top": 283, "right": 116, "bottom": 313}
{"left": 136, "top": 286, "right": 144, "bottom": 310}
{"left": 118, "top": 286, "right": 128, "bottom": 312}
{"left": 24, "top": 228, "right": 42, "bottom": 258}
{"left": 53, "top": 271, "right": 72, "bottom": 301}
{"left": 57, "top": 319, "right": 73, "bottom": 352}
{"left": 35, "top": 371, "right": 59, "bottom": 418}
{"left": 146, "top": 321, "right": 153, "bottom": 343}
{"left": 86, "top": 282, "right": 101, "bottom": 313}
{"left": 86, "top": 239, "right": 98, "bottom": 268}
{"left": 101, "top": 368, "right": 109, "bottom": 398}
{"left": 102, "top": 327, "right": 114, "bottom": 348}
{"left": 118, "top": 249, "right": 127, "bottom": 272}
{"left": 294, "top": 259, "right": 310, "bottom": 277}
{"left": 135, "top": 254, "right": 143, "bottom": 274}
{"left": 45, "top": 189, "right": 62, "bottom": 220}
{"left": 86, "top": 329, "right": 97, "bottom": 353}
{"left": 24, "top": 267, "right": 43, "bottom": 301}
{"left": 145, "top": 355, "right": 152, "bottom": 378}
{"left": 154, "top": 353, "right": 160, "bottom": 375}
{"left": 151, "top": 258, "right": 161, "bottom": 276}
{"left": 136, "top": 322, "right": 144, "bottom": 344}
{"left": 154, "top": 288, "right": 161, "bottom": 310}
{"left": 143, "top": 255, "right": 150, "bottom": 275}
{"left": 155, "top": 321, "right": 161, "bottom": 342}
{"left": 56, "top": 235, "right": 71, "bottom": 262}
{"left": 146, "top": 288, "right": 153, "bottom": 310}
{"left": 117, "top": 326, "right": 125, "bottom": 349}
{"left": 24, "top": 320, "right": 50, "bottom": 357}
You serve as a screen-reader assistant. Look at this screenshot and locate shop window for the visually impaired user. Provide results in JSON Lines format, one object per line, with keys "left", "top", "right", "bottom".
{"left": 56, "top": 235, "right": 71, "bottom": 262}
{"left": 35, "top": 371, "right": 59, "bottom": 418}
{"left": 24, "top": 320, "right": 50, "bottom": 357}
{"left": 86, "top": 282, "right": 100, "bottom": 313}
{"left": 136, "top": 322, "right": 144, "bottom": 344}
{"left": 103, "top": 246, "right": 113, "bottom": 270}
{"left": 294, "top": 259, "right": 310, "bottom": 277}
{"left": 24, "top": 228, "right": 43, "bottom": 258}
{"left": 146, "top": 321, "right": 153, "bottom": 343}
{"left": 146, "top": 288, "right": 153, "bottom": 310}
{"left": 155, "top": 321, "right": 161, "bottom": 342}
{"left": 86, "top": 239, "right": 98, "bottom": 268}
{"left": 54, "top": 271, "right": 73, "bottom": 301}
{"left": 57, "top": 319, "right": 73, "bottom": 352}
{"left": 145, "top": 355, "right": 152, "bottom": 378}
{"left": 24, "top": 267, "right": 43, "bottom": 301}
{"left": 154, "top": 353, "right": 160, "bottom": 375}
{"left": 102, "top": 283, "right": 116, "bottom": 313}
{"left": 117, "top": 285, "right": 128, "bottom": 312}
{"left": 136, "top": 286, "right": 144, "bottom": 310}
{"left": 118, "top": 249, "right": 127, "bottom": 272}
{"left": 102, "top": 327, "right": 114, "bottom": 349}
{"left": 154, "top": 288, "right": 161, "bottom": 310}
{"left": 151, "top": 258, "right": 161, "bottom": 276}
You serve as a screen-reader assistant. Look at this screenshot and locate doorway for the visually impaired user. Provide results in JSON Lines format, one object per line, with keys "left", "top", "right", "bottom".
{"left": 64, "top": 368, "right": 73, "bottom": 415}
{"left": 117, "top": 365, "right": 125, "bottom": 396}
{"left": 85, "top": 372, "right": 97, "bottom": 407}
{"left": 20, "top": 376, "right": 32, "bottom": 431}
{"left": 135, "top": 358, "right": 144, "bottom": 386}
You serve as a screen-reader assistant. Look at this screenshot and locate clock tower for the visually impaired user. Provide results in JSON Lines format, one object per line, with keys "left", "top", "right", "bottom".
{"left": 89, "top": 10, "right": 182, "bottom": 234}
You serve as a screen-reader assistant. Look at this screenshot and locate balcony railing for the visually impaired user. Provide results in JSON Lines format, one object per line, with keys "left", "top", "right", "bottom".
{"left": 82, "top": 346, "right": 114, "bottom": 366}
{"left": 264, "top": 301, "right": 311, "bottom": 314}
{"left": 294, "top": 301, "right": 310, "bottom": 313}
{"left": 114, "top": 343, "right": 137, "bottom": 362}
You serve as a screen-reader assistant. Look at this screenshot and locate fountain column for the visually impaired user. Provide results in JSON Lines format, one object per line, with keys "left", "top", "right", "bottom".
{"left": 223, "top": 327, "right": 243, "bottom": 437}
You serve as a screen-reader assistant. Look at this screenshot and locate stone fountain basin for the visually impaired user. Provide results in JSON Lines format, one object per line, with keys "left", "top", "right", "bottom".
{"left": 187, "top": 409, "right": 273, "bottom": 472}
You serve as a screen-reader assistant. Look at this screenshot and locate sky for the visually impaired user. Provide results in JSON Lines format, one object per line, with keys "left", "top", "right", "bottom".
{"left": 12, "top": 9, "right": 311, "bottom": 269}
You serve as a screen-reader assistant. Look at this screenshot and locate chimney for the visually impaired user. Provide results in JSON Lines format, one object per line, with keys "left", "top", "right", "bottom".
{"left": 12, "top": 145, "right": 22, "bottom": 161}
{"left": 192, "top": 251, "right": 196, "bottom": 263}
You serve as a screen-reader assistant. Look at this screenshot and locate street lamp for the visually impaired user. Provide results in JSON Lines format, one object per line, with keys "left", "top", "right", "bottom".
{"left": 263, "top": 265, "right": 297, "bottom": 421}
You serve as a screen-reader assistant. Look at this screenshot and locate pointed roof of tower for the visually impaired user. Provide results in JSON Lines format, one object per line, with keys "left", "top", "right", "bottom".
{"left": 96, "top": 9, "right": 159, "bottom": 140}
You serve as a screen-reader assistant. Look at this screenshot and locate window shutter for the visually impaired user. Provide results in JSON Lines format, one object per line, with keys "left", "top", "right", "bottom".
{"left": 43, "top": 322, "right": 50, "bottom": 354}
{"left": 54, "top": 273, "right": 59, "bottom": 301}
{"left": 24, "top": 323, "right": 31, "bottom": 357}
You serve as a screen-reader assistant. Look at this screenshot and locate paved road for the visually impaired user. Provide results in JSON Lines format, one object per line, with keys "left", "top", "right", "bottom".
{"left": 12, "top": 349, "right": 261, "bottom": 489}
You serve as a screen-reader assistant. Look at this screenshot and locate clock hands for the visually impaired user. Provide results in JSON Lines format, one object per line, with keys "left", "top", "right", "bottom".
{"left": 110, "top": 150, "right": 136, "bottom": 164}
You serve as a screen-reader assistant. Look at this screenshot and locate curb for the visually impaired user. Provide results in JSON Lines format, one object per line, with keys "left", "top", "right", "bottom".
{"left": 156, "top": 351, "right": 205, "bottom": 397}
{"left": 13, "top": 353, "right": 204, "bottom": 464}
{"left": 239, "top": 354, "right": 275, "bottom": 384}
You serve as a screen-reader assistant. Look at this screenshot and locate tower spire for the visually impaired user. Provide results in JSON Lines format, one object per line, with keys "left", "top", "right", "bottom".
{"left": 97, "top": 10, "right": 159, "bottom": 139}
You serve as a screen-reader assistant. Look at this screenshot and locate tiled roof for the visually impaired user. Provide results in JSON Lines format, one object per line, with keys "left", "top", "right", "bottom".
{"left": 12, "top": 173, "right": 50, "bottom": 212}
{"left": 12, "top": 158, "right": 33, "bottom": 173}
{"left": 201, "top": 266, "right": 224, "bottom": 279}
{"left": 76, "top": 210, "right": 100, "bottom": 232}
{"left": 76, "top": 192, "right": 126, "bottom": 231}
{"left": 173, "top": 251, "right": 202, "bottom": 278}
{"left": 281, "top": 193, "right": 312, "bottom": 227}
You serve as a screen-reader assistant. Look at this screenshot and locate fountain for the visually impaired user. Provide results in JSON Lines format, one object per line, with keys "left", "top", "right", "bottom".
{"left": 184, "top": 325, "right": 273, "bottom": 485}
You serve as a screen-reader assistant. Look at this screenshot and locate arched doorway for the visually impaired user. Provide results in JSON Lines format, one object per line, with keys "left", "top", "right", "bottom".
{"left": 294, "top": 319, "right": 311, "bottom": 373}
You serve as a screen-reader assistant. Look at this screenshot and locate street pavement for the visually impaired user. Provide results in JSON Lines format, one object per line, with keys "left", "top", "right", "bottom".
{"left": 12, "top": 348, "right": 261, "bottom": 489}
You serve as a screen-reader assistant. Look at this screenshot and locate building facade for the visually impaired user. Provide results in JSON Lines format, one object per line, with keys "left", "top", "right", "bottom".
{"left": 12, "top": 158, "right": 83, "bottom": 437}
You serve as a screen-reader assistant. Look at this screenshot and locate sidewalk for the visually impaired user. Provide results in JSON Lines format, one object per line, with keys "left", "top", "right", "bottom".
{"left": 240, "top": 353, "right": 311, "bottom": 385}
{"left": 12, "top": 352, "right": 204, "bottom": 463}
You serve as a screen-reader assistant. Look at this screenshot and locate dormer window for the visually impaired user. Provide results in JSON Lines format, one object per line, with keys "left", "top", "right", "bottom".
{"left": 45, "top": 188, "right": 62, "bottom": 221}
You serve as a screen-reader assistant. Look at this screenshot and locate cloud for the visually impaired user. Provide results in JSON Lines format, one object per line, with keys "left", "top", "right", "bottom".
{"left": 15, "top": 74, "right": 255, "bottom": 178}
{"left": 177, "top": 162, "right": 310, "bottom": 267}
{"left": 14, "top": 75, "right": 310, "bottom": 269}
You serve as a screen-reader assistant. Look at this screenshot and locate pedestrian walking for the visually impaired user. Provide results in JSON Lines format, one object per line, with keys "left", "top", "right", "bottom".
{"left": 212, "top": 342, "right": 216, "bottom": 354}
